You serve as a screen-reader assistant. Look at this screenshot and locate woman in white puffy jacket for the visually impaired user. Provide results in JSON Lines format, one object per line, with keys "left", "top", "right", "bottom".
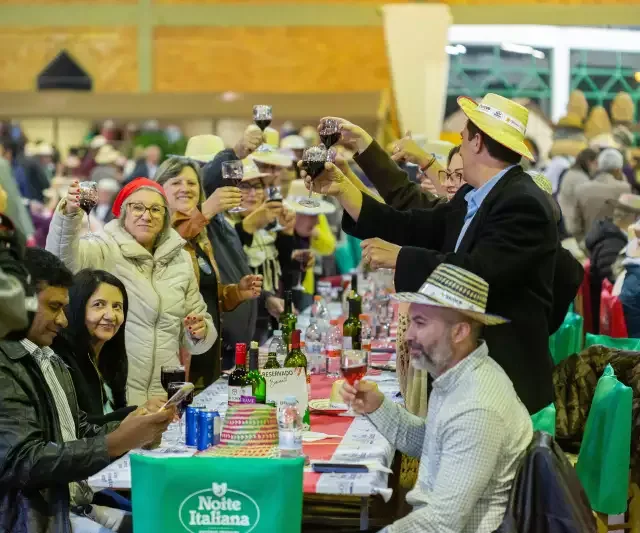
{"left": 46, "top": 177, "right": 217, "bottom": 405}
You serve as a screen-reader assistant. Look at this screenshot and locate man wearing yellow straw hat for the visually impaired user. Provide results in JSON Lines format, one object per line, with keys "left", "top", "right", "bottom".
{"left": 305, "top": 94, "right": 558, "bottom": 414}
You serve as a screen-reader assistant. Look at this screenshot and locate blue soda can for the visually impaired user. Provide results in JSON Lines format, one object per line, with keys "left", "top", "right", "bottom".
{"left": 185, "top": 405, "right": 206, "bottom": 447}
{"left": 197, "top": 410, "right": 220, "bottom": 451}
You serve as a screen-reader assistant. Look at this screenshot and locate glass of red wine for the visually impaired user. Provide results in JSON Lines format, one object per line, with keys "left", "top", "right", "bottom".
{"left": 265, "top": 185, "right": 285, "bottom": 232}
{"left": 160, "top": 365, "right": 186, "bottom": 392}
{"left": 292, "top": 249, "right": 311, "bottom": 291}
{"left": 299, "top": 145, "right": 327, "bottom": 209}
{"left": 166, "top": 381, "right": 194, "bottom": 449}
{"left": 319, "top": 119, "right": 341, "bottom": 150}
{"left": 222, "top": 161, "right": 246, "bottom": 213}
{"left": 79, "top": 181, "right": 98, "bottom": 235}
{"left": 253, "top": 105, "right": 272, "bottom": 132}
{"left": 341, "top": 349, "right": 369, "bottom": 415}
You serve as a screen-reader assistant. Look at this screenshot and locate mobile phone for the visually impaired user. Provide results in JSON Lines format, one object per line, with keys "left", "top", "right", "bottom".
{"left": 161, "top": 383, "right": 194, "bottom": 411}
{"left": 311, "top": 462, "right": 369, "bottom": 474}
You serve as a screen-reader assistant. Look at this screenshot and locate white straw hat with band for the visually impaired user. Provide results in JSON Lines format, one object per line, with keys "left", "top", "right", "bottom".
{"left": 184, "top": 135, "right": 225, "bottom": 163}
{"left": 391, "top": 263, "right": 509, "bottom": 326}
{"left": 458, "top": 93, "right": 534, "bottom": 162}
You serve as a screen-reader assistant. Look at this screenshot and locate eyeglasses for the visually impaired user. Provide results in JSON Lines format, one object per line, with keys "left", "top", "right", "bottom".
{"left": 238, "top": 181, "right": 265, "bottom": 191}
{"left": 127, "top": 202, "right": 166, "bottom": 218}
{"left": 438, "top": 170, "right": 464, "bottom": 184}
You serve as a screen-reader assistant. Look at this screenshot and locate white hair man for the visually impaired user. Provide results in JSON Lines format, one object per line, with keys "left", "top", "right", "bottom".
{"left": 341, "top": 264, "right": 532, "bottom": 533}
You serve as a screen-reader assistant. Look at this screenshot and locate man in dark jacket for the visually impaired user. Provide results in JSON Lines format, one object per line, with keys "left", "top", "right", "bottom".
{"left": 308, "top": 94, "right": 557, "bottom": 414}
{"left": 0, "top": 248, "right": 173, "bottom": 533}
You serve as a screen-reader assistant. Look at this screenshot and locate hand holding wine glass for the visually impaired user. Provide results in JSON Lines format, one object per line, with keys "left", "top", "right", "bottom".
{"left": 221, "top": 161, "right": 246, "bottom": 213}
{"left": 318, "top": 117, "right": 373, "bottom": 153}
{"left": 299, "top": 161, "right": 348, "bottom": 198}
{"left": 319, "top": 119, "right": 341, "bottom": 150}
{"left": 201, "top": 186, "right": 243, "bottom": 219}
{"left": 279, "top": 205, "right": 296, "bottom": 235}
{"left": 234, "top": 124, "right": 264, "bottom": 159}
{"left": 339, "top": 379, "right": 383, "bottom": 415}
{"left": 64, "top": 180, "right": 81, "bottom": 215}
{"left": 391, "top": 132, "right": 431, "bottom": 167}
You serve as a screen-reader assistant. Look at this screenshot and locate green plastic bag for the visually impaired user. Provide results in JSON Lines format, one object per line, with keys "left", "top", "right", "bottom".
{"left": 584, "top": 333, "right": 640, "bottom": 351}
{"left": 575, "top": 364, "right": 632, "bottom": 515}
{"left": 549, "top": 312, "right": 583, "bottom": 365}
{"left": 131, "top": 455, "right": 305, "bottom": 533}
{"left": 531, "top": 403, "right": 556, "bottom": 437}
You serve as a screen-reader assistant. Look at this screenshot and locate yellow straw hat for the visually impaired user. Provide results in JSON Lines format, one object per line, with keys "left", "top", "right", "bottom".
{"left": 457, "top": 93, "right": 534, "bottom": 162}
{"left": 185, "top": 135, "right": 225, "bottom": 163}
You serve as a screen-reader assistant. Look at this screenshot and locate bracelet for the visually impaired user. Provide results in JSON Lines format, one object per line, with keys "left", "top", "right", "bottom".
{"left": 420, "top": 156, "right": 436, "bottom": 173}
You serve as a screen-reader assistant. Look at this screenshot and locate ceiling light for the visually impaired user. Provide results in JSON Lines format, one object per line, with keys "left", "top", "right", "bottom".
{"left": 446, "top": 44, "right": 467, "bottom": 56}
{"left": 501, "top": 42, "right": 545, "bottom": 59}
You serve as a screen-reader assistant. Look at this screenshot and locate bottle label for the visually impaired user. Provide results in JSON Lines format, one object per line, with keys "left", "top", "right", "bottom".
{"left": 326, "top": 344, "right": 341, "bottom": 358}
{"left": 279, "top": 429, "right": 302, "bottom": 450}
{"left": 343, "top": 336, "right": 353, "bottom": 350}
{"left": 306, "top": 341, "right": 323, "bottom": 354}
{"left": 228, "top": 386, "right": 252, "bottom": 405}
{"left": 240, "top": 395, "right": 257, "bottom": 404}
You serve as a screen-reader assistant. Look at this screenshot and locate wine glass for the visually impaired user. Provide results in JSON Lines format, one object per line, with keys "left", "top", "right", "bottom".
{"left": 221, "top": 160, "right": 246, "bottom": 213}
{"left": 160, "top": 365, "right": 186, "bottom": 392}
{"left": 341, "top": 350, "right": 369, "bottom": 415}
{"left": 166, "top": 381, "right": 194, "bottom": 450}
{"left": 79, "top": 181, "right": 98, "bottom": 234}
{"left": 265, "top": 185, "right": 285, "bottom": 232}
{"left": 253, "top": 105, "right": 272, "bottom": 132}
{"left": 299, "top": 145, "right": 327, "bottom": 209}
{"left": 319, "top": 119, "right": 341, "bottom": 150}
{"left": 292, "top": 249, "right": 311, "bottom": 291}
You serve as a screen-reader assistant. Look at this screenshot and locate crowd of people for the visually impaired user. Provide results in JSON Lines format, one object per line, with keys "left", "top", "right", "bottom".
{"left": 0, "top": 89, "right": 635, "bottom": 532}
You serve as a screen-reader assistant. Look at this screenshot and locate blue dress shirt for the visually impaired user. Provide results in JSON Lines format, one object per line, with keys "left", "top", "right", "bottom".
{"left": 454, "top": 166, "right": 515, "bottom": 251}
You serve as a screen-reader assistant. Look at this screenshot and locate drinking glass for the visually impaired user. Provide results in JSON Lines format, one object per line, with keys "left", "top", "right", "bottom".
{"left": 253, "top": 105, "right": 273, "bottom": 131}
{"left": 221, "top": 160, "right": 246, "bottom": 213}
{"left": 166, "top": 381, "right": 194, "bottom": 450}
{"left": 319, "top": 119, "right": 341, "bottom": 150}
{"left": 79, "top": 181, "right": 98, "bottom": 234}
{"left": 160, "top": 365, "right": 186, "bottom": 392}
{"left": 265, "top": 185, "right": 285, "bottom": 232}
{"left": 340, "top": 350, "right": 369, "bottom": 415}
{"left": 299, "top": 145, "right": 327, "bottom": 208}
{"left": 292, "top": 249, "right": 311, "bottom": 291}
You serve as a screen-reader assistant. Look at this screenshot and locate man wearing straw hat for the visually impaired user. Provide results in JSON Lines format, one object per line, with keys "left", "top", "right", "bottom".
{"left": 307, "top": 94, "right": 558, "bottom": 414}
{"left": 341, "top": 264, "right": 532, "bottom": 533}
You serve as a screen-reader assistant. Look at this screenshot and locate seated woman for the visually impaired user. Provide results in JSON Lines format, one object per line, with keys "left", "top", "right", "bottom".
{"left": 46, "top": 177, "right": 216, "bottom": 405}
{"left": 52, "top": 269, "right": 165, "bottom": 425}
{"left": 154, "top": 157, "right": 263, "bottom": 387}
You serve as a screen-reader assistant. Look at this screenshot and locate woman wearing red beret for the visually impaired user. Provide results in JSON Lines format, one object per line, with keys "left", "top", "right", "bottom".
{"left": 46, "top": 177, "right": 216, "bottom": 406}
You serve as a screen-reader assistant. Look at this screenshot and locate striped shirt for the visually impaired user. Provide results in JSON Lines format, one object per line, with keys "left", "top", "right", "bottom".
{"left": 370, "top": 341, "right": 532, "bottom": 533}
{"left": 20, "top": 339, "right": 93, "bottom": 505}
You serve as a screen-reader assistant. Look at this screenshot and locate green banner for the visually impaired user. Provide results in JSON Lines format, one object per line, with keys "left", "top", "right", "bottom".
{"left": 131, "top": 455, "right": 305, "bottom": 533}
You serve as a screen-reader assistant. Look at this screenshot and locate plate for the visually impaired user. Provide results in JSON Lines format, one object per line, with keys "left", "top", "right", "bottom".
{"left": 309, "top": 399, "right": 348, "bottom": 414}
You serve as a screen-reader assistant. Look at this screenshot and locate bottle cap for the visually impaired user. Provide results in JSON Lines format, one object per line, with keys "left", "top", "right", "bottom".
{"left": 330, "top": 319, "right": 339, "bottom": 326}
{"left": 235, "top": 343, "right": 247, "bottom": 364}
{"left": 250, "top": 340, "right": 259, "bottom": 349}
{"left": 314, "top": 295, "right": 321, "bottom": 301}
{"left": 284, "top": 395, "right": 297, "bottom": 405}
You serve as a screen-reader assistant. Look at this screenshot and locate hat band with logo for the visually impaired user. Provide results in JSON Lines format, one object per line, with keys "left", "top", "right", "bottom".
{"left": 476, "top": 104, "right": 526, "bottom": 135}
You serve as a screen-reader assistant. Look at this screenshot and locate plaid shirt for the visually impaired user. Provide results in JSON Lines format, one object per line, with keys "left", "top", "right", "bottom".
{"left": 369, "top": 341, "right": 532, "bottom": 533}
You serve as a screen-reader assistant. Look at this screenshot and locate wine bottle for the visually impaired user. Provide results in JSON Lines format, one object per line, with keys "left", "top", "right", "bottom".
{"left": 343, "top": 297, "right": 362, "bottom": 350}
{"left": 279, "top": 290, "right": 297, "bottom": 350}
{"left": 228, "top": 343, "right": 251, "bottom": 405}
{"left": 284, "top": 329, "right": 310, "bottom": 428}
{"left": 247, "top": 341, "right": 266, "bottom": 403}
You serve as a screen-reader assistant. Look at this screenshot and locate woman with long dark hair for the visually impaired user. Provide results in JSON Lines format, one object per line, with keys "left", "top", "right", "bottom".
{"left": 52, "top": 269, "right": 164, "bottom": 425}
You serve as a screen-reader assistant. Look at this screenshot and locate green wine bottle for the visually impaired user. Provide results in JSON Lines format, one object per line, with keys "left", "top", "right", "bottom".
{"left": 284, "top": 329, "right": 310, "bottom": 429}
{"left": 247, "top": 341, "right": 266, "bottom": 403}
{"left": 279, "top": 290, "right": 297, "bottom": 350}
{"left": 343, "top": 296, "right": 362, "bottom": 350}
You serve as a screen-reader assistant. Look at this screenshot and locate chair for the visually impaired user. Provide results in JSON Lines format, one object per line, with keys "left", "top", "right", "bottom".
{"left": 575, "top": 364, "right": 633, "bottom": 529}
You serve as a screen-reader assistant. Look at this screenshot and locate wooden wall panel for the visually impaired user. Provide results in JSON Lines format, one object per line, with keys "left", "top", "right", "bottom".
{"left": 154, "top": 26, "right": 389, "bottom": 93}
{"left": 0, "top": 27, "right": 138, "bottom": 92}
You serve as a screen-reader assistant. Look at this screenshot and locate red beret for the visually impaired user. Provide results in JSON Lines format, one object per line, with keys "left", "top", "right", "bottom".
{"left": 111, "top": 177, "right": 167, "bottom": 218}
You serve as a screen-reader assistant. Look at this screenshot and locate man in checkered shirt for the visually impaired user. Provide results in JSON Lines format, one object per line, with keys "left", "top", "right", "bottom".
{"left": 341, "top": 265, "right": 533, "bottom": 533}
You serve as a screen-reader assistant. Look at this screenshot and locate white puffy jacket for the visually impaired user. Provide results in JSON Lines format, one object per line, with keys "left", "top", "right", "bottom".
{"left": 46, "top": 206, "right": 217, "bottom": 406}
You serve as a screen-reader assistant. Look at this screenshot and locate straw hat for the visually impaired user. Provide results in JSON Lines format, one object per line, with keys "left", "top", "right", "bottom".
{"left": 250, "top": 144, "right": 292, "bottom": 168}
{"left": 549, "top": 138, "right": 588, "bottom": 159}
{"left": 184, "top": 135, "right": 225, "bottom": 163}
{"left": 285, "top": 179, "right": 336, "bottom": 216}
{"left": 391, "top": 263, "right": 509, "bottom": 326}
{"left": 281, "top": 135, "right": 306, "bottom": 151}
{"left": 611, "top": 92, "right": 635, "bottom": 124}
{"left": 95, "top": 145, "right": 120, "bottom": 165}
{"left": 457, "top": 93, "right": 534, "bottom": 161}
{"left": 263, "top": 127, "right": 280, "bottom": 148}
{"left": 611, "top": 193, "right": 640, "bottom": 214}
{"left": 590, "top": 132, "right": 620, "bottom": 151}
{"left": 199, "top": 404, "right": 280, "bottom": 458}
{"left": 567, "top": 90, "right": 589, "bottom": 121}
{"left": 241, "top": 159, "right": 270, "bottom": 181}
{"left": 90, "top": 135, "right": 107, "bottom": 150}
{"left": 556, "top": 113, "right": 583, "bottom": 130}
{"left": 423, "top": 140, "right": 456, "bottom": 166}
{"left": 584, "top": 106, "right": 612, "bottom": 139}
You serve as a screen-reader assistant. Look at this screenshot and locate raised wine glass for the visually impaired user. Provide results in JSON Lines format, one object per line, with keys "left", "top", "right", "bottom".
{"left": 292, "top": 249, "right": 311, "bottom": 291}
{"left": 265, "top": 185, "right": 285, "bottom": 232}
{"left": 160, "top": 365, "right": 186, "bottom": 393}
{"left": 221, "top": 160, "right": 246, "bottom": 213}
{"left": 166, "top": 381, "right": 194, "bottom": 450}
{"left": 253, "top": 105, "right": 273, "bottom": 132}
{"left": 319, "top": 119, "right": 341, "bottom": 150}
{"left": 78, "top": 181, "right": 98, "bottom": 235}
{"left": 341, "top": 349, "right": 369, "bottom": 416}
{"left": 299, "top": 145, "right": 327, "bottom": 209}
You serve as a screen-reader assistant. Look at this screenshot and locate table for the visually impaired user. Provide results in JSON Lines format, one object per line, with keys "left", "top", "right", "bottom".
{"left": 89, "top": 353, "right": 400, "bottom": 531}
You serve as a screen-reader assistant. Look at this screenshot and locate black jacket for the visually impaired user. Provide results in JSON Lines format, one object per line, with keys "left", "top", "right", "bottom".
{"left": 346, "top": 141, "right": 557, "bottom": 414}
{"left": 0, "top": 340, "right": 113, "bottom": 533}
{"left": 356, "top": 141, "right": 582, "bottom": 335}
{"left": 51, "top": 335, "right": 135, "bottom": 426}
{"left": 585, "top": 218, "right": 627, "bottom": 285}
{"left": 495, "top": 432, "right": 596, "bottom": 533}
